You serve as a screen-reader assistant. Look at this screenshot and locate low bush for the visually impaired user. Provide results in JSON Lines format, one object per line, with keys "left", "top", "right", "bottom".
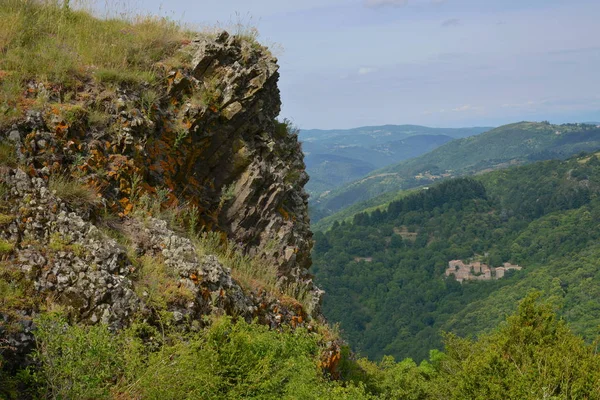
{"left": 30, "top": 313, "right": 371, "bottom": 399}
{"left": 33, "top": 313, "right": 124, "bottom": 400}
{"left": 134, "top": 255, "right": 194, "bottom": 310}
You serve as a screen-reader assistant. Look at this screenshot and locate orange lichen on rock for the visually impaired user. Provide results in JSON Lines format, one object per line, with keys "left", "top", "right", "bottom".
{"left": 278, "top": 207, "right": 290, "bottom": 221}
{"left": 319, "top": 344, "right": 342, "bottom": 380}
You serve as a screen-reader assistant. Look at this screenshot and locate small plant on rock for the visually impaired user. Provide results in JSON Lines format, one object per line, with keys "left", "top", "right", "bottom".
{"left": 0, "top": 239, "right": 14, "bottom": 255}
{"left": 134, "top": 255, "right": 194, "bottom": 310}
{"left": 49, "top": 175, "right": 99, "bottom": 212}
{"left": 0, "top": 141, "right": 17, "bottom": 168}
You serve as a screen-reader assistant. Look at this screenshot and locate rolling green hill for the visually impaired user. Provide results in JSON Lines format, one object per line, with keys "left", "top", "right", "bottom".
{"left": 312, "top": 187, "right": 423, "bottom": 232}
{"left": 302, "top": 125, "right": 491, "bottom": 196}
{"left": 312, "top": 152, "right": 600, "bottom": 362}
{"left": 311, "top": 122, "right": 600, "bottom": 221}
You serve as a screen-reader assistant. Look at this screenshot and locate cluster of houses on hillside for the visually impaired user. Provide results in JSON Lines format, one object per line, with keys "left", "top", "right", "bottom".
{"left": 445, "top": 259, "right": 522, "bottom": 283}
{"left": 414, "top": 171, "right": 453, "bottom": 181}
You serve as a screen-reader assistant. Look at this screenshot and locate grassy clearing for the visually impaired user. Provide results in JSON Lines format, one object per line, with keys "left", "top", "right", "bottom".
{"left": 0, "top": 0, "right": 193, "bottom": 124}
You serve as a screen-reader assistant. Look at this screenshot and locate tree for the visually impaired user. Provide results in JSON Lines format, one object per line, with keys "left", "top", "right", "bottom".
{"left": 437, "top": 292, "right": 600, "bottom": 399}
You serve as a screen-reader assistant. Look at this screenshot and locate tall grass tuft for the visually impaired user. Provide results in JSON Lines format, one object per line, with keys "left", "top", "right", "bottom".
{"left": 0, "top": 141, "right": 17, "bottom": 168}
{"left": 49, "top": 174, "right": 99, "bottom": 211}
{"left": 194, "top": 231, "right": 280, "bottom": 295}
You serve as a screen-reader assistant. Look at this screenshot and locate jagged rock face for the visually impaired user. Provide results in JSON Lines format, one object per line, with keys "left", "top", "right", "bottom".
{"left": 4, "top": 169, "right": 140, "bottom": 326}
{"left": 166, "top": 32, "right": 314, "bottom": 283}
{"left": 0, "top": 31, "right": 320, "bottom": 369}
{"left": 0, "top": 167, "right": 311, "bottom": 369}
{"left": 5, "top": 31, "right": 314, "bottom": 286}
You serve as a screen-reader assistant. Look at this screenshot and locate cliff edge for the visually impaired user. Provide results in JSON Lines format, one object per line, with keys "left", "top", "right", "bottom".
{"left": 0, "top": 20, "right": 324, "bottom": 371}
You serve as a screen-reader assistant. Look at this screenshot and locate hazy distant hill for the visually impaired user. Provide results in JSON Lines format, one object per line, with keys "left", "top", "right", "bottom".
{"left": 301, "top": 125, "right": 491, "bottom": 195}
{"left": 311, "top": 122, "right": 600, "bottom": 220}
{"left": 304, "top": 154, "right": 376, "bottom": 195}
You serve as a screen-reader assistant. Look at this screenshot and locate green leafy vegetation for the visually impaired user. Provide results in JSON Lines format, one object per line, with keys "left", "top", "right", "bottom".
{"left": 134, "top": 254, "right": 195, "bottom": 310}
{"left": 313, "top": 152, "right": 600, "bottom": 361}
{"left": 4, "top": 294, "right": 600, "bottom": 399}
{"left": 313, "top": 122, "right": 600, "bottom": 220}
{"left": 0, "top": 239, "right": 14, "bottom": 254}
{"left": 24, "top": 313, "right": 369, "bottom": 400}
{"left": 32, "top": 313, "right": 123, "bottom": 400}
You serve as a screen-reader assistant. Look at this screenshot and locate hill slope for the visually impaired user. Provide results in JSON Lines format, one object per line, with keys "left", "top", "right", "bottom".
{"left": 313, "top": 152, "right": 600, "bottom": 361}
{"left": 312, "top": 122, "right": 600, "bottom": 220}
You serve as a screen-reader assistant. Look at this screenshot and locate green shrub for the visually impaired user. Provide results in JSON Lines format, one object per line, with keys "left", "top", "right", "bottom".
{"left": 33, "top": 313, "right": 124, "bottom": 400}
{"left": 0, "top": 214, "right": 15, "bottom": 225}
{"left": 48, "top": 232, "right": 70, "bottom": 252}
{"left": 0, "top": 261, "right": 37, "bottom": 315}
{"left": 120, "top": 316, "right": 369, "bottom": 399}
{"left": 274, "top": 118, "right": 299, "bottom": 139}
{"left": 30, "top": 313, "right": 371, "bottom": 399}
{"left": 432, "top": 292, "right": 600, "bottom": 399}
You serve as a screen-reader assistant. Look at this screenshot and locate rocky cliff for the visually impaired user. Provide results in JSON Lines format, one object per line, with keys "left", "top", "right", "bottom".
{"left": 0, "top": 30, "right": 323, "bottom": 370}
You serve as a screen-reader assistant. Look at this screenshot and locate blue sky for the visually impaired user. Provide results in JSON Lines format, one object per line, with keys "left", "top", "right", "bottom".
{"left": 107, "top": 0, "right": 600, "bottom": 129}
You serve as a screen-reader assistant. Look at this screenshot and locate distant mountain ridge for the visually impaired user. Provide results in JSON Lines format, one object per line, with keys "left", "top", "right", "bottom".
{"left": 301, "top": 124, "right": 492, "bottom": 196}
{"left": 311, "top": 121, "right": 600, "bottom": 220}
{"left": 301, "top": 124, "right": 490, "bottom": 143}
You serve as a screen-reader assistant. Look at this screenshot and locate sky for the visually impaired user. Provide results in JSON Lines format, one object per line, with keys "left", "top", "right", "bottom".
{"left": 103, "top": 0, "right": 600, "bottom": 129}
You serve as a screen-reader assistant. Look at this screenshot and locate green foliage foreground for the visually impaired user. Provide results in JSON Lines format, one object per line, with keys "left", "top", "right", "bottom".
{"left": 2, "top": 293, "right": 600, "bottom": 399}
{"left": 3, "top": 315, "right": 368, "bottom": 400}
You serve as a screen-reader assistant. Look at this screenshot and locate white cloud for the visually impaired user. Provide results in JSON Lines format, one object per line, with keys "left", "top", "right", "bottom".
{"left": 452, "top": 105, "right": 472, "bottom": 112}
{"left": 365, "top": 0, "right": 408, "bottom": 7}
{"left": 358, "top": 67, "right": 376, "bottom": 75}
{"left": 452, "top": 104, "right": 482, "bottom": 112}
{"left": 441, "top": 18, "right": 461, "bottom": 27}
{"left": 502, "top": 100, "right": 541, "bottom": 108}
{"left": 365, "top": 0, "right": 445, "bottom": 7}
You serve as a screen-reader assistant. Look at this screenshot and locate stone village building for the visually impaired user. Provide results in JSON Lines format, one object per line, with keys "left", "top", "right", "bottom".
{"left": 445, "top": 260, "right": 522, "bottom": 283}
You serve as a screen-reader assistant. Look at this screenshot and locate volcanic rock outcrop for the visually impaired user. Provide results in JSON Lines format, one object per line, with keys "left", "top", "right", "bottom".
{"left": 0, "top": 31, "right": 320, "bottom": 369}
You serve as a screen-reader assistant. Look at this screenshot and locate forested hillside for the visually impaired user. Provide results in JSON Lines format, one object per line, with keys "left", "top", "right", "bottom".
{"left": 312, "top": 122, "right": 600, "bottom": 220}
{"left": 313, "top": 152, "right": 600, "bottom": 361}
